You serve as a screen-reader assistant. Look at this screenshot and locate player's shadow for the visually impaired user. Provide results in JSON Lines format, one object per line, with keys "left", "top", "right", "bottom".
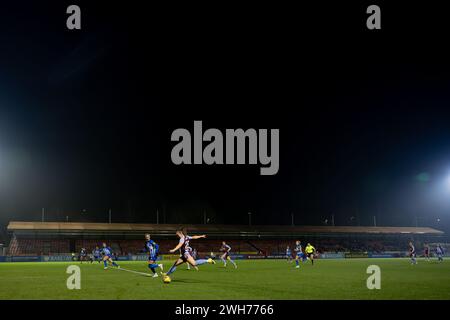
{"left": 171, "top": 279, "right": 204, "bottom": 284}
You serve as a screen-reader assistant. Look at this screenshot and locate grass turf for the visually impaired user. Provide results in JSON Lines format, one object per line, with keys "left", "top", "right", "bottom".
{"left": 0, "top": 258, "right": 449, "bottom": 299}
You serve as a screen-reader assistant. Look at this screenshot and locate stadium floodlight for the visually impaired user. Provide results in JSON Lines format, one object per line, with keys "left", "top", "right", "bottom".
{"left": 446, "top": 175, "right": 450, "bottom": 191}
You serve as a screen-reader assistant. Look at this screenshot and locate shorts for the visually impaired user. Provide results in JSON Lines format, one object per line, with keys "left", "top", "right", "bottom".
{"left": 148, "top": 253, "right": 158, "bottom": 261}
{"left": 181, "top": 251, "right": 192, "bottom": 261}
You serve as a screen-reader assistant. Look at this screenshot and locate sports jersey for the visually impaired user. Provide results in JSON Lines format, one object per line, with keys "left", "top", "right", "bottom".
{"left": 145, "top": 240, "right": 159, "bottom": 260}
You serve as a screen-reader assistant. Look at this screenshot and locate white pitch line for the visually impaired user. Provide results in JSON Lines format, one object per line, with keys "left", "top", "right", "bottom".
{"left": 114, "top": 267, "right": 152, "bottom": 277}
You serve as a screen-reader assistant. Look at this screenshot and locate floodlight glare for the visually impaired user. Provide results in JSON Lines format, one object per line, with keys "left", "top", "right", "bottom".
{"left": 446, "top": 175, "right": 450, "bottom": 190}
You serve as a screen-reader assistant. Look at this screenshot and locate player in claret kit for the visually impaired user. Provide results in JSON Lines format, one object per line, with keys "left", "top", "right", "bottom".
{"left": 220, "top": 241, "right": 237, "bottom": 269}
{"left": 101, "top": 242, "right": 120, "bottom": 270}
{"left": 144, "top": 233, "right": 164, "bottom": 277}
{"left": 161, "top": 227, "right": 215, "bottom": 283}
{"left": 424, "top": 244, "right": 430, "bottom": 261}
{"left": 79, "top": 247, "right": 87, "bottom": 263}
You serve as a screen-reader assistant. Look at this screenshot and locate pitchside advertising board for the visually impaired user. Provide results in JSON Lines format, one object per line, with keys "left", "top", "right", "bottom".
{"left": 319, "top": 253, "right": 345, "bottom": 259}
{"left": 2, "top": 252, "right": 442, "bottom": 262}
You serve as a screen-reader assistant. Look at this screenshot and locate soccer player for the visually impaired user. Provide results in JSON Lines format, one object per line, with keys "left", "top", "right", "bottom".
{"left": 144, "top": 234, "right": 163, "bottom": 277}
{"left": 101, "top": 242, "right": 120, "bottom": 269}
{"left": 305, "top": 243, "right": 316, "bottom": 265}
{"left": 79, "top": 247, "right": 87, "bottom": 263}
{"left": 220, "top": 241, "right": 237, "bottom": 269}
{"left": 92, "top": 246, "right": 101, "bottom": 263}
{"left": 186, "top": 245, "right": 197, "bottom": 270}
{"left": 409, "top": 241, "right": 417, "bottom": 265}
{"left": 286, "top": 246, "right": 292, "bottom": 262}
{"left": 161, "top": 227, "right": 215, "bottom": 281}
{"left": 294, "top": 240, "right": 305, "bottom": 268}
{"left": 436, "top": 244, "right": 444, "bottom": 262}
{"left": 424, "top": 244, "right": 430, "bottom": 261}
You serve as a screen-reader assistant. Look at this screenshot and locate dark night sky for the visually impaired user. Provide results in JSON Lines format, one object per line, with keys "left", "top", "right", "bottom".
{"left": 1, "top": 2, "right": 450, "bottom": 234}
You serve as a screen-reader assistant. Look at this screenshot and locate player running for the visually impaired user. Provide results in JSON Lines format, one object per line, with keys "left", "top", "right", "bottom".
{"left": 286, "top": 246, "right": 292, "bottom": 262}
{"left": 144, "top": 234, "right": 163, "bottom": 277}
{"left": 305, "top": 243, "right": 316, "bottom": 265}
{"left": 79, "top": 247, "right": 87, "bottom": 263}
{"left": 220, "top": 241, "right": 237, "bottom": 269}
{"left": 436, "top": 244, "right": 444, "bottom": 262}
{"left": 161, "top": 227, "right": 215, "bottom": 282}
{"left": 92, "top": 246, "right": 101, "bottom": 263}
{"left": 294, "top": 240, "right": 305, "bottom": 268}
{"left": 409, "top": 241, "right": 417, "bottom": 265}
{"left": 100, "top": 242, "right": 120, "bottom": 270}
{"left": 424, "top": 244, "right": 430, "bottom": 261}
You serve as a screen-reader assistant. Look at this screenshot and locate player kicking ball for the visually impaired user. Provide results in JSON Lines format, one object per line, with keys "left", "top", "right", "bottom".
{"left": 161, "top": 227, "right": 215, "bottom": 283}
{"left": 220, "top": 241, "right": 237, "bottom": 269}
{"left": 144, "top": 233, "right": 164, "bottom": 278}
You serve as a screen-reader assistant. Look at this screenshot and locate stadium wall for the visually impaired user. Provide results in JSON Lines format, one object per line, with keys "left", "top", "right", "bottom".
{"left": 4, "top": 251, "right": 449, "bottom": 262}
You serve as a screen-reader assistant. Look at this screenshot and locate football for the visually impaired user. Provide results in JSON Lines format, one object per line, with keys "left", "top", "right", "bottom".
{"left": 163, "top": 275, "right": 171, "bottom": 284}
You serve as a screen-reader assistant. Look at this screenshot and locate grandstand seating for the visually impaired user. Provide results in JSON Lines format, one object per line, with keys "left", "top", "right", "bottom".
{"left": 7, "top": 237, "right": 449, "bottom": 256}
{"left": 8, "top": 236, "right": 70, "bottom": 255}
{"left": 5, "top": 221, "right": 447, "bottom": 256}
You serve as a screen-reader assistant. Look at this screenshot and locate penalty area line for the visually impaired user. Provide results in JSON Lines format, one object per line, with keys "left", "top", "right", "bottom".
{"left": 112, "top": 266, "right": 152, "bottom": 277}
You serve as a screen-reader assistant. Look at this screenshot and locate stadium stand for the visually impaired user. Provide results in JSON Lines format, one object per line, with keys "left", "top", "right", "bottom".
{"left": 5, "top": 221, "right": 447, "bottom": 257}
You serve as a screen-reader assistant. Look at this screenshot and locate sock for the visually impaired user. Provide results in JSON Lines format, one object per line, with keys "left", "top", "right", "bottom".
{"left": 104, "top": 260, "right": 107, "bottom": 267}
{"left": 112, "top": 262, "right": 118, "bottom": 267}
{"left": 195, "top": 259, "right": 208, "bottom": 266}
{"left": 221, "top": 257, "right": 226, "bottom": 264}
{"left": 230, "top": 259, "right": 237, "bottom": 266}
{"left": 296, "top": 259, "right": 299, "bottom": 266}
{"left": 311, "top": 259, "right": 314, "bottom": 265}
{"left": 167, "top": 263, "right": 177, "bottom": 275}
{"left": 148, "top": 264, "right": 156, "bottom": 274}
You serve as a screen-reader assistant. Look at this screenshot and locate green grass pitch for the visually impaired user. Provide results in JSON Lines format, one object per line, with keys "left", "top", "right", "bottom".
{"left": 0, "top": 258, "right": 449, "bottom": 299}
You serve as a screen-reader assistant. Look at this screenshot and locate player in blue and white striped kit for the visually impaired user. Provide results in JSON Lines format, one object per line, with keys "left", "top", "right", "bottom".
{"left": 92, "top": 246, "right": 101, "bottom": 263}
{"left": 286, "top": 246, "right": 292, "bottom": 262}
{"left": 294, "top": 240, "right": 306, "bottom": 268}
{"left": 144, "top": 234, "right": 164, "bottom": 277}
{"left": 101, "top": 242, "right": 120, "bottom": 270}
